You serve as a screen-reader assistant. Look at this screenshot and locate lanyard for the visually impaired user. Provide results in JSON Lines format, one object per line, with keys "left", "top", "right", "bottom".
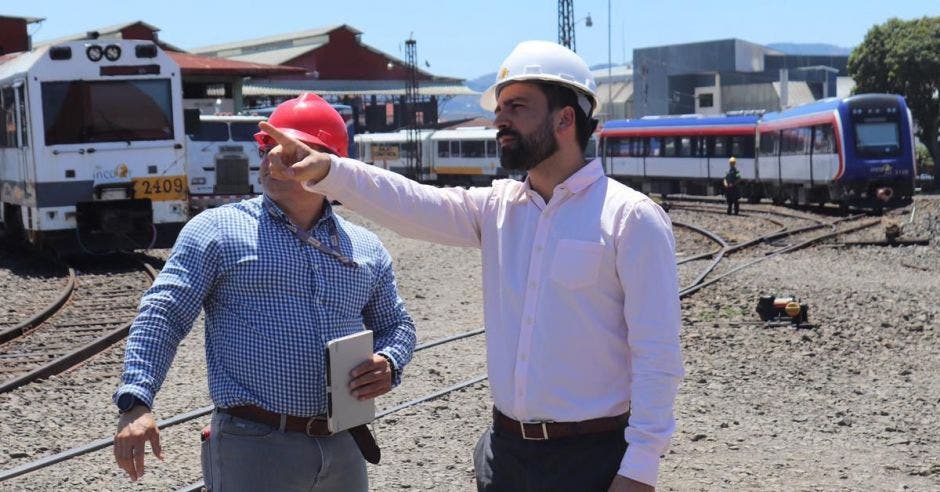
{"left": 263, "top": 199, "right": 358, "bottom": 268}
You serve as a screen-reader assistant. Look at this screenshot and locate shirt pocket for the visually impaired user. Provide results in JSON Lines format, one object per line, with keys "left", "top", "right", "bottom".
{"left": 549, "top": 239, "right": 605, "bottom": 289}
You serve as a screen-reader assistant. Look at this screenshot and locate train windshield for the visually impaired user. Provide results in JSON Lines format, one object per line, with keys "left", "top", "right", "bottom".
{"left": 41, "top": 79, "right": 174, "bottom": 145}
{"left": 231, "top": 122, "right": 259, "bottom": 142}
{"left": 189, "top": 122, "right": 228, "bottom": 142}
{"left": 854, "top": 121, "right": 900, "bottom": 156}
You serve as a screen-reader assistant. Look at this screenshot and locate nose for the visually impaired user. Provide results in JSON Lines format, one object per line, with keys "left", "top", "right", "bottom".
{"left": 493, "top": 110, "right": 510, "bottom": 130}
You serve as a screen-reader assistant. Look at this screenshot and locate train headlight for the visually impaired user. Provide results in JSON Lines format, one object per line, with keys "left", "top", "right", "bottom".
{"left": 191, "top": 177, "right": 206, "bottom": 185}
{"left": 86, "top": 44, "right": 103, "bottom": 62}
{"left": 104, "top": 44, "right": 122, "bottom": 61}
{"left": 784, "top": 302, "right": 802, "bottom": 318}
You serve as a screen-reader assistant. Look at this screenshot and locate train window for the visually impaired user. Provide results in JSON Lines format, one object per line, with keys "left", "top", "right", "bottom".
{"left": 401, "top": 142, "right": 416, "bottom": 158}
{"left": 230, "top": 122, "right": 258, "bottom": 142}
{"left": 450, "top": 141, "right": 459, "bottom": 156}
{"left": 759, "top": 131, "right": 778, "bottom": 156}
{"left": 663, "top": 137, "right": 677, "bottom": 157}
{"left": 730, "top": 136, "right": 755, "bottom": 158}
{"left": 713, "top": 136, "right": 728, "bottom": 157}
{"left": 16, "top": 86, "right": 28, "bottom": 147}
{"left": 801, "top": 128, "right": 812, "bottom": 154}
{"left": 691, "top": 137, "right": 704, "bottom": 157}
{"left": 630, "top": 138, "right": 645, "bottom": 157}
{"left": 813, "top": 125, "right": 834, "bottom": 154}
{"left": 649, "top": 137, "right": 662, "bottom": 157}
{"left": 190, "top": 122, "right": 229, "bottom": 142}
{"left": 679, "top": 137, "right": 692, "bottom": 157}
{"left": 461, "top": 140, "right": 485, "bottom": 158}
{"left": 438, "top": 141, "right": 450, "bottom": 157}
{"left": 42, "top": 80, "right": 174, "bottom": 144}
{"left": 855, "top": 121, "right": 899, "bottom": 154}
{"left": 781, "top": 129, "right": 799, "bottom": 155}
{"left": 607, "top": 137, "right": 625, "bottom": 157}
{"left": 1, "top": 87, "right": 13, "bottom": 148}
{"left": 486, "top": 140, "right": 498, "bottom": 157}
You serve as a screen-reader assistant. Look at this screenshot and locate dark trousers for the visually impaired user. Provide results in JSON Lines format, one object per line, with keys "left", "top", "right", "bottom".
{"left": 726, "top": 188, "right": 740, "bottom": 215}
{"left": 473, "top": 424, "right": 627, "bottom": 492}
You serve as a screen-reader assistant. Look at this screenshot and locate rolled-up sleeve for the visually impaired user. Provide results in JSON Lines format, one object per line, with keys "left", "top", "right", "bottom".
{"left": 615, "top": 199, "right": 685, "bottom": 486}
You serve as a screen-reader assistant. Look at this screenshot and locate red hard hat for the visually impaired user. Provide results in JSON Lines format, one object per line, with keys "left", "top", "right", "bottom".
{"left": 254, "top": 93, "right": 349, "bottom": 157}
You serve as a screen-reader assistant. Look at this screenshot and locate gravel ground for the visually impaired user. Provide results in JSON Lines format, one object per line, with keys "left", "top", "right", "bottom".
{"left": 0, "top": 196, "right": 937, "bottom": 491}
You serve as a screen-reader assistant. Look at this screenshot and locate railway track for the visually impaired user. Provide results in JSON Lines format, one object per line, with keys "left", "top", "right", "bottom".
{"left": 0, "top": 254, "right": 157, "bottom": 394}
{"left": 0, "top": 207, "right": 891, "bottom": 488}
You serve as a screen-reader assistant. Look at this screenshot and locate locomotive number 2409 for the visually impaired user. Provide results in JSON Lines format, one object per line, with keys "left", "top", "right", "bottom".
{"left": 132, "top": 176, "right": 188, "bottom": 201}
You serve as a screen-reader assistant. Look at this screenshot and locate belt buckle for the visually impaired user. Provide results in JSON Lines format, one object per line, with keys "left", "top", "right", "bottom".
{"left": 520, "top": 421, "right": 550, "bottom": 440}
{"left": 305, "top": 416, "right": 326, "bottom": 437}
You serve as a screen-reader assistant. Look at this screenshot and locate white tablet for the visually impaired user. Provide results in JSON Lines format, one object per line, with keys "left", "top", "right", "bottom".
{"left": 326, "top": 330, "right": 376, "bottom": 433}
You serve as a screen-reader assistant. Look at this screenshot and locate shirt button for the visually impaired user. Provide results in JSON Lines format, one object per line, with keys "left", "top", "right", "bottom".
{"left": 519, "top": 354, "right": 527, "bottom": 362}
{"left": 534, "top": 245, "right": 543, "bottom": 252}
{"left": 526, "top": 316, "right": 534, "bottom": 324}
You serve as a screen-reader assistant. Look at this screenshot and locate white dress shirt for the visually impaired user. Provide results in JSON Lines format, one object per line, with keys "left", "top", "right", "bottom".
{"left": 307, "top": 157, "right": 684, "bottom": 486}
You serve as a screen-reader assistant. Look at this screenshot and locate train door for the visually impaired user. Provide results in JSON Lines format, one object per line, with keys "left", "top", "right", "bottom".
{"left": 810, "top": 124, "right": 837, "bottom": 185}
{"left": 708, "top": 135, "right": 729, "bottom": 180}
{"left": 1, "top": 82, "right": 32, "bottom": 232}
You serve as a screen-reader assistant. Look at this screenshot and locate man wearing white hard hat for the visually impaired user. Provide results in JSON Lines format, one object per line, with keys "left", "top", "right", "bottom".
{"left": 261, "top": 40, "right": 683, "bottom": 491}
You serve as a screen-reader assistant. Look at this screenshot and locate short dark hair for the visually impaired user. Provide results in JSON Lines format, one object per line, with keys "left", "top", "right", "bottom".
{"left": 534, "top": 82, "right": 598, "bottom": 151}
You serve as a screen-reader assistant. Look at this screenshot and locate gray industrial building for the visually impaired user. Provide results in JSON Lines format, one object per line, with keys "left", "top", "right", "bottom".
{"left": 632, "top": 39, "right": 850, "bottom": 118}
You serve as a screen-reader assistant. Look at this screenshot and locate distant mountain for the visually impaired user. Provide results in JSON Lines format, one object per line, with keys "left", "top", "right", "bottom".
{"left": 767, "top": 43, "right": 853, "bottom": 56}
{"left": 438, "top": 72, "right": 495, "bottom": 122}
{"left": 439, "top": 94, "right": 492, "bottom": 122}
{"left": 466, "top": 72, "right": 496, "bottom": 92}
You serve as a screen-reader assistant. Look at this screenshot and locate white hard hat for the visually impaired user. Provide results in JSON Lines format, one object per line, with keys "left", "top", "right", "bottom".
{"left": 481, "top": 40, "right": 598, "bottom": 117}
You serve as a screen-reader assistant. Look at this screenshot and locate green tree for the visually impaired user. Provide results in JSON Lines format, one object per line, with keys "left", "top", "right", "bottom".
{"left": 848, "top": 17, "right": 940, "bottom": 166}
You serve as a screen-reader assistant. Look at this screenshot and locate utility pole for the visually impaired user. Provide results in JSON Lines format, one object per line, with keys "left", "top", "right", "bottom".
{"left": 404, "top": 36, "right": 421, "bottom": 180}
{"left": 558, "top": 0, "right": 575, "bottom": 51}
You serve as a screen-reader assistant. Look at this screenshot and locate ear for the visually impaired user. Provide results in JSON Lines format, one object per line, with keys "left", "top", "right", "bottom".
{"left": 556, "top": 106, "right": 576, "bottom": 132}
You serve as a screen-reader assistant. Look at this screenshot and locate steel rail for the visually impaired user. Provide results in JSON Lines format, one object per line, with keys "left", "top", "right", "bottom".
{"left": 0, "top": 260, "right": 157, "bottom": 394}
{"left": 0, "top": 265, "right": 75, "bottom": 345}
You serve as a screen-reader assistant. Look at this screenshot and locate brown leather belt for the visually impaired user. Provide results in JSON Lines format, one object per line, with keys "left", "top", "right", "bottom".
{"left": 218, "top": 406, "right": 380, "bottom": 464}
{"left": 493, "top": 407, "right": 629, "bottom": 440}
{"left": 220, "top": 405, "right": 330, "bottom": 435}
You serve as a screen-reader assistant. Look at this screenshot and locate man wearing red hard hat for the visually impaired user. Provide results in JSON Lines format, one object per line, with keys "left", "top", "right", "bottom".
{"left": 114, "top": 93, "right": 415, "bottom": 491}
{"left": 264, "top": 41, "right": 683, "bottom": 492}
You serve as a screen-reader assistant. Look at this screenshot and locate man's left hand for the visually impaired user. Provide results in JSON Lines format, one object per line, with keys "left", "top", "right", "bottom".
{"left": 608, "top": 475, "right": 654, "bottom": 492}
{"left": 349, "top": 354, "right": 393, "bottom": 400}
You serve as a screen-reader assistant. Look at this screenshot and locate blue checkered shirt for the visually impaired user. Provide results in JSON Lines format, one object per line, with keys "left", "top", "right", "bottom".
{"left": 115, "top": 195, "right": 416, "bottom": 416}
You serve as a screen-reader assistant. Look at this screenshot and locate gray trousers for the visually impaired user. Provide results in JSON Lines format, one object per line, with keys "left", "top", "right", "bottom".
{"left": 473, "top": 424, "right": 627, "bottom": 492}
{"left": 201, "top": 411, "right": 367, "bottom": 492}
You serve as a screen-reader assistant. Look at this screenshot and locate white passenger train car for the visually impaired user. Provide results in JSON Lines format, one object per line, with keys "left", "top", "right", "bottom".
{"left": 0, "top": 39, "right": 187, "bottom": 253}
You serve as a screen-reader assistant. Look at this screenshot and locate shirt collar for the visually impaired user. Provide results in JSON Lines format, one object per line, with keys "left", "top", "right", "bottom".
{"left": 562, "top": 158, "right": 605, "bottom": 194}
{"left": 262, "top": 194, "right": 335, "bottom": 231}
{"left": 523, "top": 158, "right": 604, "bottom": 195}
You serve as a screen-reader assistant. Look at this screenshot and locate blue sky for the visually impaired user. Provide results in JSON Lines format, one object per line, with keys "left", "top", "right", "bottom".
{"left": 6, "top": 0, "right": 940, "bottom": 80}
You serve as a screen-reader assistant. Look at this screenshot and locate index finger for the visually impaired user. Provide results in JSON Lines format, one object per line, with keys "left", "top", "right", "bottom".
{"left": 258, "top": 121, "right": 305, "bottom": 150}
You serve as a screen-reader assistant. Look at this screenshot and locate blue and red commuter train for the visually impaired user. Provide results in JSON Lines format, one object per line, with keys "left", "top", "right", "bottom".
{"left": 600, "top": 94, "right": 916, "bottom": 209}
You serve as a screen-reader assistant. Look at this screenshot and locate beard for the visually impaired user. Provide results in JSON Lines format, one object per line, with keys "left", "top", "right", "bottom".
{"left": 497, "top": 118, "right": 559, "bottom": 171}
